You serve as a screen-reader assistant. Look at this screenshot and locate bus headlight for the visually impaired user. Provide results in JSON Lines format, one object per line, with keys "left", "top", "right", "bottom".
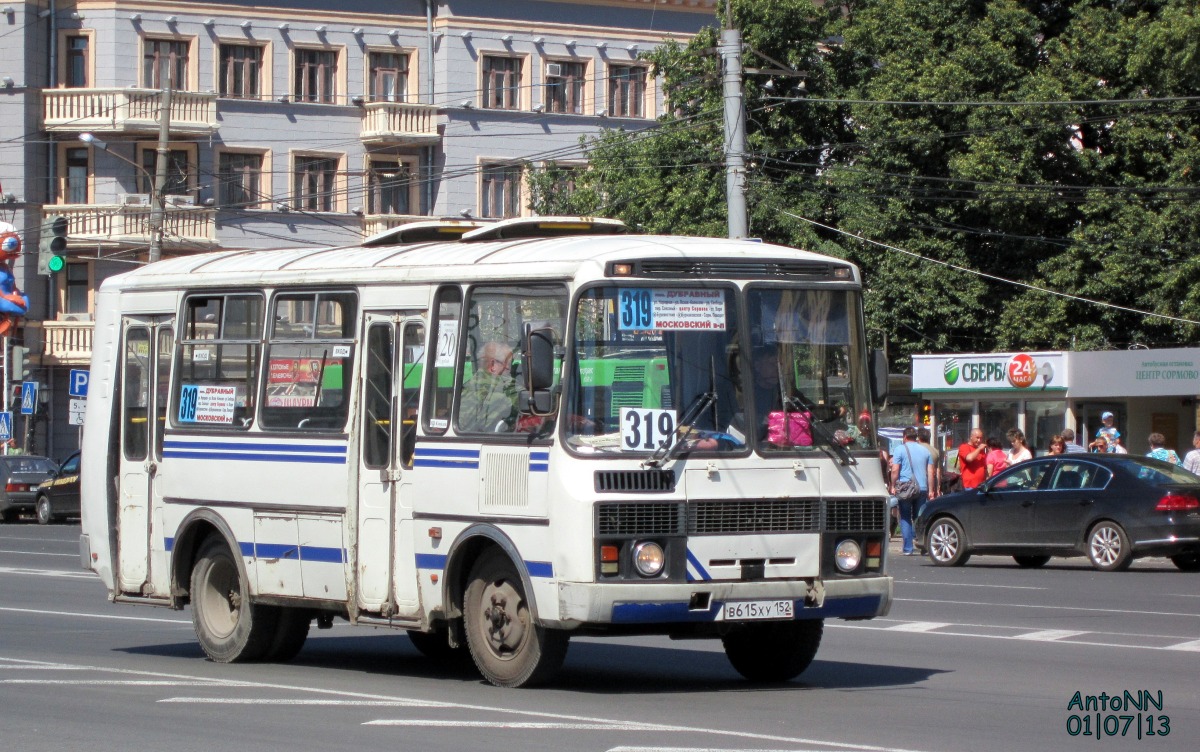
{"left": 632, "top": 541, "right": 665, "bottom": 577}
{"left": 834, "top": 539, "right": 862, "bottom": 572}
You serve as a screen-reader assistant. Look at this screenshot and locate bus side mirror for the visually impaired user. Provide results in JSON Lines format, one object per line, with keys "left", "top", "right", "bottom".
{"left": 870, "top": 348, "right": 889, "bottom": 404}
{"left": 521, "top": 327, "right": 558, "bottom": 415}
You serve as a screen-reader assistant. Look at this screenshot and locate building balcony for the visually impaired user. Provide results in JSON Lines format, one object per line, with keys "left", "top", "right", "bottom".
{"left": 47, "top": 204, "right": 218, "bottom": 251}
{"left": 42, "top": 88, "right": 219, "bottom": 136}
{"left": 31, "top": 319, "right": 94, "bottom": 367}
{"left": 362, "top": 213, "right": 430, "bottom": 238}
{"left": 359, "top": 101, "right": 440, "bottom": 145}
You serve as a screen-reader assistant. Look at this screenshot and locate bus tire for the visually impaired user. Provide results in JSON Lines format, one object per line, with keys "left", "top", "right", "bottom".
{"left": 191, "top": 537, "right": 278, "bottom": 663}
{"left": 407, "top": 628, "right": 468, "bottom": 663}
{"left": 462, "top": 550, "right": 569, "bottom": 687}
{"left": 264, "top": 608, "right": 312, "bottom": 662}
{"left": 722, "top": 618, "right": 823, "bottom": 683}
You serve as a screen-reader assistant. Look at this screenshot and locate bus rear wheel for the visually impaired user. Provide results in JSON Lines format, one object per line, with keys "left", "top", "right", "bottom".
{"left": 191, "top": 537, "right": 278, "bottom": 663}
{"left": 264, "top": 609, "right": 312, "bottom": 662}
{"left": 462, "top": 550, "right": 569, "bottom": 687}
{"left": 722, "top": 619, "right": 823, "bottom": 682}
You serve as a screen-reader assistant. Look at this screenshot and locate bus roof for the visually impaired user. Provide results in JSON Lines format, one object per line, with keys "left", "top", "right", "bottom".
{"left": 99, "top": 231, "right": 860, "bottom": 292}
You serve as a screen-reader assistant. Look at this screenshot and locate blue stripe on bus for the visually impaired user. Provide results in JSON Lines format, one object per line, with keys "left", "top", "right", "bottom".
{"left": 297, "top": 545, "right": 346, "bottom": 563}
{"left": 526, "top": 561, "right": 553, "bottom": 578}
{"left": 413, "top": 458, "right": 479, "bottom": 469}
{"left": 530, "top": 452, "right": 549, "bottom": 461}
{"left": 255, "top": 543, "right": 299, "bottom": 559}
{"left": 530, "top": 463, "right": 548, "bottom": 473}
{"left": 162, "top": 537, "right": 343, "bottom": 563}
{"left": 415, "top": 553, "right": 448, "bottom": 570}
{"left": 163, "top": 440, "right": 345, "bottom": 454}
{"left": 162, "top": 451, "right": 347, "bottom": 464}
{"left": 239, "top": 541, "right": 255, "bottom": 557}
{"left": 611, "top": 595, "right": 884, "bottom": 624}
{"left": 685, "top": 549, "right": 711, "bottom": 582}
{"left": 414, "top": 448, "right": 481, "bottom": 458}
{"left": 413, "top": 553, "right": 551, "bottom": 579}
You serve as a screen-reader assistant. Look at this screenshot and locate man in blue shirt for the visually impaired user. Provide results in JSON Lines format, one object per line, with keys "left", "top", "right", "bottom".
{"left": 890, "top": 426, "right": 936, "bottom": 556}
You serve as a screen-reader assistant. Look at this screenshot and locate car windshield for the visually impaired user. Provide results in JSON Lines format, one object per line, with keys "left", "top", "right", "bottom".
{"left": 565, "top": 284, "right": 875, "bottom": 456}
{"left": 5, "top": 458, "right": 56, "bottom": 474}
{"left": 1122, "top": 456, "right": 1200, "bottom": 485}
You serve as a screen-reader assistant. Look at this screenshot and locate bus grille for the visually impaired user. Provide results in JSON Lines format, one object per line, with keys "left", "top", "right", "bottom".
{"left": 596, "top": 502, "right": 685, "bottom": 536}
{"left": 824, "top": 498, "right": 887, "bottom": 531}
{"left": 687, "top": 499, "right": 819, "bottom": 534}
{"left": 613, "top": 364, "right": 646, "bottom": 381}
{"left": 595, "top": 469, "right": 676, "bottom": 493}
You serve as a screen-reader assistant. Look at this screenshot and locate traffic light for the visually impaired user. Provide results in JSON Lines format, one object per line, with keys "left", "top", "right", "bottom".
{"left": 11, "top": 345, "right": 30, "bottom": 382}
{"left": 38, "top": 215, "right": 69, "bottom": 275}
{"left": 920, "top": 401, "right": 932, "bottom": 426}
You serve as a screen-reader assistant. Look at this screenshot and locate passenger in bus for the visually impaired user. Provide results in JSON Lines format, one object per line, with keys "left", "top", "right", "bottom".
{"left": 458, "top": 341, "right": 519, "bottom": 432}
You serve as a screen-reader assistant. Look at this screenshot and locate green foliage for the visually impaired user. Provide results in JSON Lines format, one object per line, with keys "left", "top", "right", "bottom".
{"left": 526, "top": 0, "right": 1200, "bottom": 367}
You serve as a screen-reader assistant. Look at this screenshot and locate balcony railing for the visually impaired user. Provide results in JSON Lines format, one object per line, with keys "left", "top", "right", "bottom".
{"left": 359, "top": 101, "right": 440, "bottom": 145}
{"left": 34, "top": 320, "right": 94, "bottom": 367}
{"left": 362, "top": 213, "right": 430, "bottom": 238}
{"left": 43, "top": 88, "right": 219, "bottom": 135}
{"left": 47, "top": 205, "right": 218, "bottom": 249}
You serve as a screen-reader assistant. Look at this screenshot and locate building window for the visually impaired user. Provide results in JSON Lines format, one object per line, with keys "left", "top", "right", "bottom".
{"left": 369, "top": 51, "right": 409, "bottom": 102}
{"left": 545, "top": 61, "right": 585, "bottom": 114}
{"left": 139, "top": 149, "right": 192, "bottom": 198}
{"left": 294, "top": 155, "right": 338, "bottom": 212}
{"left": 65, "top": 35, "right": 89, "bottom": 88}
{"left": 295, "top": 48, "right": 337, "bottom": 103}
{"left": 65, "top": 263, "right": 89, "bottom": 314}
{"left": 64, "top": 147, "right": 89, "bottom": 204}
{"left": 219, "top": 44, "right": 263, "bottom": 99}
{"left": 482, "top": 56, "right": 521, "bottom": 110}
{"left": 480, "top": 163, "right": 522, "bottom": 218}
{"left": 608, "top": 65, "right": 647, "bottom": 118}
{"left": 367, "top": 161, "right": 413, "bottom": 215}
{"left": 143, "top": 38, "right": 189, "bottom": 89}
{"left": 218, "top": 152, "right": 264, "bottom": 208}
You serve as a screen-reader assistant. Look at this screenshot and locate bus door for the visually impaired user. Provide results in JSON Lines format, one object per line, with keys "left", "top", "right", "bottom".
{"left": 116, "top": 316, "right": 174, "bottom": 595}
{"left": 356, "top": 313, "right": 424, "bottom": 617}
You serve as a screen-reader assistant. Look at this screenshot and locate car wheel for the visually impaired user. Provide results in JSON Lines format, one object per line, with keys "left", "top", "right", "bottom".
{"left": 1170, "top": 553, "right": 1200, "bottom": 572}
{"left": 722, "top": 619, "right": 823, "bottom": 683}
{"left": 190, "top": 537, "right": 279, "bottom": 662}
{"left": 1013, "top": 555, "right": 1051, "bottom": 568}
{"left": 462, "top": 549, "right": 569, "bottom": 687}
{"left": 1087, "top": 521, "right": 1133, "bottom": 571}
{"left": 35, "top": 496, "right": 53, "bottom": 525}
{"left": 926, "top": 517, "right": 970, "bottom": 566}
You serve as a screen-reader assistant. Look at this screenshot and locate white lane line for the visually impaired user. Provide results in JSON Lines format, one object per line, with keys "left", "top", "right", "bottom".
{"left": 0, "top": 680, "right": 252, "bottom": 686}
{"left": 883, "top": 622, "right": 950, "bottom": 633}
{"left": 0, "top": 549, "right": 80, "bottom": 557}
{"left": 1014, "top": 629, "right": 1088, "bottom": 641}
{"left": 608, "top": 748, "right": 869, "bottom": 752}
{"left": 834, "top": 623, "right": 1199, "bottom": 651}
{"left": 161, "top": 698, "right": 439, "bottom": 707}
{"left": 0, "top": 565, "right": 96, "bottom": 579}
{"left": 366, "top": 720, "right": 675, "bottom": 730}
{"left": 0, "top": 605, "right": 191, "bottom": 625}
{"left": 897, "top": 597, "right": 1200, "bottom": 618}
{"left": 901, "top": 581, "right": 1046, "bottom": 590}
{"left": 1165, "top": 639, "right": 1200, "bottom": 651}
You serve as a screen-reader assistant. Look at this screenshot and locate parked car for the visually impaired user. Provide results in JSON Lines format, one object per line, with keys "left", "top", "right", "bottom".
{"left": 34, "top": 452, "right": 80, "bottom": 525}
{"left": 0, "top": 455, "right": 59, "bottom": 523}
{"left": 916, "top": 454, "right": 1200, "bottom": 572}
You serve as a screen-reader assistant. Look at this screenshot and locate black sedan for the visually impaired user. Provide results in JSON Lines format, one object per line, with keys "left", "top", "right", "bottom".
{"left": 0, "top": 455, "right": 59, "bottom": 523}
{"left": 916, "top": 454, "right": 1200, "bottom": 572}
{"left": 33, "top": 452, "right": 80, "bottom": 525}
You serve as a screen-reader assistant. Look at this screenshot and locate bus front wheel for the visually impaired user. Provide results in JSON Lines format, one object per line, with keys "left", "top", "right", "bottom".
{"left": 722, "top": 619, "right": 823, "bottom": 682}
{"left": 462, "top": 550, "right": 569, "bottom": 687}
{"left": 191, "top": 537, "right": 278, "bottom": 663}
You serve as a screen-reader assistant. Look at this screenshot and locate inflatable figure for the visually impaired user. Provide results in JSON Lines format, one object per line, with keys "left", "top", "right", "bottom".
{"left": 0, "top": 222, "right": 29, "bottom": 337}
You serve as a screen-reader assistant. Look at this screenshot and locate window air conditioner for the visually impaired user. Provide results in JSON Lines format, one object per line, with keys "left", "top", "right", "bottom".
{"left": 165, "top": 194, "right": 196, "bottom": 207}
{"left": 119, "top": 193, "right": 151, "bottom": 207}
{"left": 545, "top": 63, "right": 563, "bottom": 78}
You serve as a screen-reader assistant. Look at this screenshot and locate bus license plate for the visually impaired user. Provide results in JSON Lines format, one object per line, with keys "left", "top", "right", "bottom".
{"left": 720, "top": 599, "right": 795, "bottom": 621}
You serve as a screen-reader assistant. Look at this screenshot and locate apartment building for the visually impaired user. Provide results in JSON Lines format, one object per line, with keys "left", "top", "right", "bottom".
{"left": 0, "top": 0, "right": 714, "bottom": 456}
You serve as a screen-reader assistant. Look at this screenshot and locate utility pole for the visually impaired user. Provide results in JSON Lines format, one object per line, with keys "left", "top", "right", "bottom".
{"left": 147, "top": 69, "right": 173, "bottom": 264}
{"left": 721, "top": 3, "right": 748, "bottom": 239}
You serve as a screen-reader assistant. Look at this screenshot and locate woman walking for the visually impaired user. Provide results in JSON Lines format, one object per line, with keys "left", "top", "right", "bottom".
{"left": 1006, "top": 428, "right": 1033, "bottom": 465}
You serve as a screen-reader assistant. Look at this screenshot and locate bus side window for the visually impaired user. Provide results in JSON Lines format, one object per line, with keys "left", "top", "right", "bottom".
{"left": 173, "top": 294, "right": 263, "bottom": 431}
{"left": 423, "top": 286, "right": 461, "bottom": 435}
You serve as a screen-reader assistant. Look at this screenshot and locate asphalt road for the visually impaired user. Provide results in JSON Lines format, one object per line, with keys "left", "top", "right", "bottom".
{"left": 1, "top": 523, "right": 1195, "bottom": 752}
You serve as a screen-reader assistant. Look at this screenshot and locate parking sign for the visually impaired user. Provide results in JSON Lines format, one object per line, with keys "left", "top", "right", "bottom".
{"left": 69, "top": 369, "right": 90, "bottom": 398}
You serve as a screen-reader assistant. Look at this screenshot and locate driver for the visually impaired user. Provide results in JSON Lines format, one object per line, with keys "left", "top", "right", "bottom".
{"left": 457, "top": 341, "right": 519, "bottom": 433}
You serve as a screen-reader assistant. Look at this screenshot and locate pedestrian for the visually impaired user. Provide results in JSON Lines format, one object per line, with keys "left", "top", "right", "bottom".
{"left": 1061, "top": 428, "right": 1086, "bottom": 454}
{"left": 1183, "top": 431, "right": 1200, "bottom": 476}
{"left": 1146, "top": 433, "right": 1182, "bottom": 466}
{"left": 1047, "top": 434, "right": 1067, "bottom": 455}
{"left": 957, "top": 428, "right": 989, "bottom": 490}
{"left": 917, "top": 426, "right": 942, "bottom": 495}
{"left": 1090, "top": 434, "right": 1109, "bottom": 453}
{"left": 1092, "top": 411, "right": 1120, "bottom": 452}
{"left": 1007, "top": 428, "right": 1033, "bottom": 465}
{"left": 985, "top": 436, "right": 1008, "bottom": 478}
{"left": 1110, "top": 436, "right": 1129, "bottom": 454}
{"left": 889, "top": 426, "right": 935, "bottom": 555}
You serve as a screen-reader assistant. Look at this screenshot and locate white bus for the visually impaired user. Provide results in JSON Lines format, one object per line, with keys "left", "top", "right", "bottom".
{"left": 80, "top": 217, "right": 893, "bottom": 687}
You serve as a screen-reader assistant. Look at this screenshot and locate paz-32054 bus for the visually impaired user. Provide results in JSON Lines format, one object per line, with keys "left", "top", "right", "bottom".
{"left": 80, "top": 217, "right": 893, "bottom": 687}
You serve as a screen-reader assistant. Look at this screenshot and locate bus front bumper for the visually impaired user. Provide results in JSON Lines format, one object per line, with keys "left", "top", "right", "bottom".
{"left": 553, "top": 574, "right": 892, "bottom": 627}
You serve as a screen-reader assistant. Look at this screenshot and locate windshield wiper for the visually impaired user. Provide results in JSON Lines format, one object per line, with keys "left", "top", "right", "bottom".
{"left": 643, "top": 389, "right": 717, "bottom": 468}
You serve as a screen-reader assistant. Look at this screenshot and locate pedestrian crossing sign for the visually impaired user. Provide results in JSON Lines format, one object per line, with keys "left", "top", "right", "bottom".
{"left": 0, "top": 411, "right": 11, "bottom": 441}
{"left": 20, "top": 381, "right": 37, "bottom": 415}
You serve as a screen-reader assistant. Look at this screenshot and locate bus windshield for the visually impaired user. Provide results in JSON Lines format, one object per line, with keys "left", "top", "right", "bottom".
{"left": 565, "top": 285, "right": 876, "bottom": 455}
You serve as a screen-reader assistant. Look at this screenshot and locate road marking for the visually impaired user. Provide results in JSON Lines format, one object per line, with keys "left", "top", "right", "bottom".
{"left": 883, "top": 621, "right": 949, "bottom": 633}
{"left": 897, "top": 597, "right": 1200, "bottom": 618}
{"left": 901, "top": 580, "right": 1046, "bottom": 590}
{"left": 0, "top": 680, "right": 252, "bottom": 686}
{"left": 1014, "top": 629, "right": 1088, "bottom": 641}
{"left": 0, "top": 565, "right": 96, "bottom": 579}
{"left": 0, "top": 606, "right": 191, "bottom": 625}
{"left": 161, "top": 697, "right": 438, "bottom": 707}
{"left": 366, "top": 720, "right": 676, "bottom": 730}
{"left": 1165, "top": 639, "right": 1200, "bottom": 651}
{"left": 608, "top": 748, "right": 873, "bottom": 752}
{"left": 0, "top": 549, "right": 80, "bottom": 557}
